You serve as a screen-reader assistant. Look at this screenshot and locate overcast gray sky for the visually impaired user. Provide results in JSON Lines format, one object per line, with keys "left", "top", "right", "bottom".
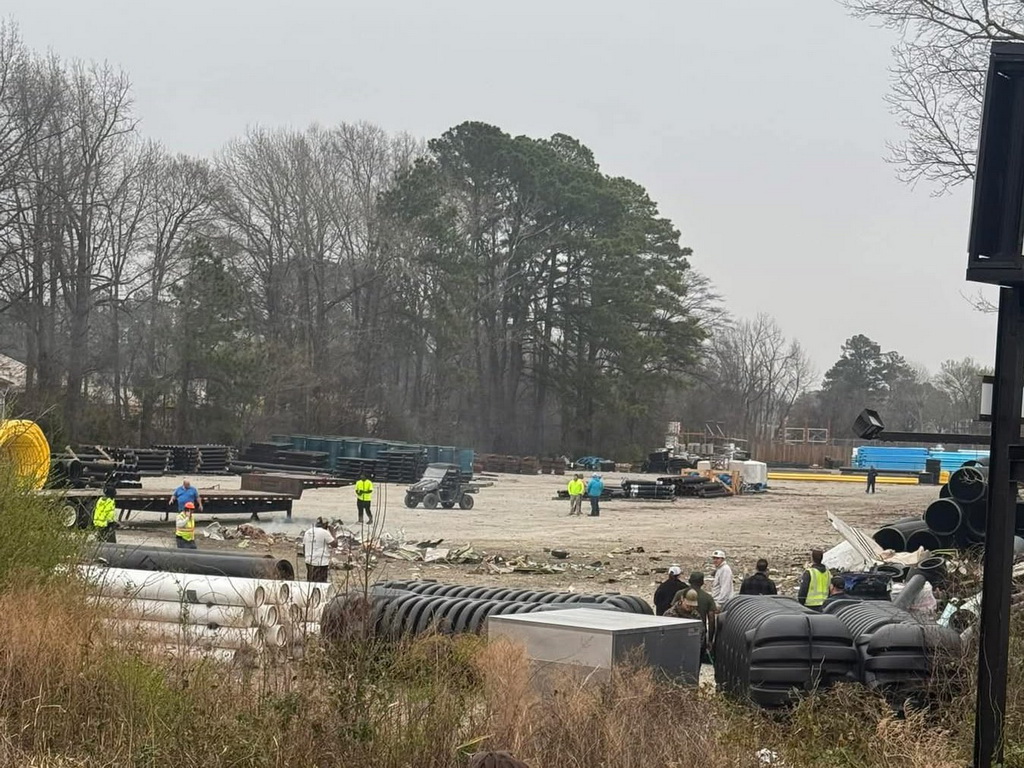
{"left": 6, "top": 0, "right": 1000, "bottom": 379}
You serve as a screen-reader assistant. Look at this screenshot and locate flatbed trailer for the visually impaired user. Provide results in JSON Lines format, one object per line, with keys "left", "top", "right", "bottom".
{"left": 52, "top": 488, "right": 295, "bottom": 527}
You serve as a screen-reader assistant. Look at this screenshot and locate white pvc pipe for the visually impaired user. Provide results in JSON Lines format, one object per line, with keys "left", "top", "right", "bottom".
{"left": 79, "top": 565, "right": 280, "bottom": 608}
{"left": 106, "top": 619, "right": 265, "bottom": 650}
{"left": 96, "top": 597, "right": 278, "bottom": 629}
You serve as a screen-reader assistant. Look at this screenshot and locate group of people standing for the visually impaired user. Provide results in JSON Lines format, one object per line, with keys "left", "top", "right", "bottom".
{"left": 566, "top": 473, "right": 604, "bottom": 516}
{"left": 651, "top": 550, "right": 738, "bottom": 658}
{"left": 654, "top": 547, "right": 854, "bottom": 660}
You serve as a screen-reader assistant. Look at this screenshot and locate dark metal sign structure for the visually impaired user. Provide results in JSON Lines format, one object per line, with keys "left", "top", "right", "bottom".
{"left": 966, "top": 42, "right": 1024, "bottom": 768}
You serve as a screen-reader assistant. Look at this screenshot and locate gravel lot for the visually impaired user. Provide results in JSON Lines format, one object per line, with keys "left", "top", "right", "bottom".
{"left": 113, "top": 472, "right": 940, "bottom": 603}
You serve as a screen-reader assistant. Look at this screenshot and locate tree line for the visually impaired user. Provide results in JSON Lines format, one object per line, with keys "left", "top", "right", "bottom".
{"left": 0, "top": 25, "right": 992, "bottom": 458}
{"left": 0, "top": 26, "right": 718, "bottom": 456}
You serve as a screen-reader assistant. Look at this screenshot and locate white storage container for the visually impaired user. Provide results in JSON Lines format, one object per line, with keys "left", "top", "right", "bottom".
{"left": 487, "top": 608, "right": 702, "bottom": 684}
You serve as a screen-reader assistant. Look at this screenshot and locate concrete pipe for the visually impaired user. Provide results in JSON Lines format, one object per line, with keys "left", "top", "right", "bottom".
{"left": 79, "top": 565, "right": 272, "bottom": 608}
{"left": 106, "top": 619, "right": 264, "bottom": 650}
{"left": 151, "top": 643, "right": 240, "bottom": 664}
{"left": 92, "top": 543, "right": 294, "bottom": 580}
{"left": 96, "top": 597, "right": 275, "bottom": 629}
{"left": 278, "top": 581, "right": 330, "bottom": 609}
{"left": 261, "top": 624, "right": 287, "bottom": 649}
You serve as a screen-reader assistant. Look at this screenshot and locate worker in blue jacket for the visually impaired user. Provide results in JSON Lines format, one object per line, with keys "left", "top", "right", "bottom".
{"left": 586, "top": 473, "right": 604, "bottom": 517}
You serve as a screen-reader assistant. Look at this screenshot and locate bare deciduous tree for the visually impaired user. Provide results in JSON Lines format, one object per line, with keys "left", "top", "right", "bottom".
{"left": 841, "top": 0, "right": 1024, "bottom": 191}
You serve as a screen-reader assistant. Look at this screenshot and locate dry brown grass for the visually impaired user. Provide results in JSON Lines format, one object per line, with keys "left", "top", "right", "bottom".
{"left": 0, "top": 582, "right": 994, "bottom": 768}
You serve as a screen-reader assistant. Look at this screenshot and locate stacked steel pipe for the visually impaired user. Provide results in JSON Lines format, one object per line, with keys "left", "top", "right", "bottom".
{"left": 49, "top": 448, "right": 142, "bottom": 489}
{"left": 155, "top": 444, "right": 233, "bottom": 474}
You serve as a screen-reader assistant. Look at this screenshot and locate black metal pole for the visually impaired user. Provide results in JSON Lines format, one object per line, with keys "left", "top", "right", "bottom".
{"left": 974, "top": 285, "right": 1024, "bottom": 768}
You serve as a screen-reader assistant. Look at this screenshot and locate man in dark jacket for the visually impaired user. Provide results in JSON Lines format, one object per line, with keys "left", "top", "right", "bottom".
{"left": 740, "top": 558, "right": 778, "bottom": 596}
{"left": 866, "top": 466, "right": 878, "bottom": 494}
{"left": 821, "top": 576, "right": 857, "bottom": 610}
{"left": 653, "top": 565, "right": 687, "bottom": 615}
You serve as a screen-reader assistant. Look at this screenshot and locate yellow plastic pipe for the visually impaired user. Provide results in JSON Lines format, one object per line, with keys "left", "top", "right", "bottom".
{"left": 0, "top": 419, "right": 51, "bottom": 489}
{"left": 766, "top": 472, "right": 918, "bottom": 485}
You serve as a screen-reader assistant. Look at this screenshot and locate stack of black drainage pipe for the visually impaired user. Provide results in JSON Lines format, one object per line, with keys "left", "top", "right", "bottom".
{"left": 713, "top": 596, "right": 859, "bottom": 708}
{"left": 320, "top": 580, "right": 652, "bottom": 642}
{"left": 377, "top": 580, "right": 652, "bottom": 614}
{"left": 872, "top": 458, "right": 1024, "bottom": 553}
{"left": 822, "top": 596, "right": 961, "bottom": 706}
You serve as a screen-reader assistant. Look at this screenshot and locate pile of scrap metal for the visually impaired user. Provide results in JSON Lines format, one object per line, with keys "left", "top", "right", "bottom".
{"left": 872, "top": 459, "right": 1020, "bottom": 553}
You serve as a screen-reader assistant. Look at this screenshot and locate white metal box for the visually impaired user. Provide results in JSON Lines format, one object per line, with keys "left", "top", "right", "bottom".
{"left": 487, "top": 607, "right": 702, "bottom": 684}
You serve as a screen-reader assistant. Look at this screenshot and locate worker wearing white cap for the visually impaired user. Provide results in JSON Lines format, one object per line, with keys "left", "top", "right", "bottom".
{"left": 710, "top": 550, "right": 734, "bottom": 604}
{"left": 653, "top": 564, "right": 686, "bottom": 615}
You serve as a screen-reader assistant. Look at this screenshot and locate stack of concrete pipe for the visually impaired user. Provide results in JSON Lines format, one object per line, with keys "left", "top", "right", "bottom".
{"left": 873, "top": 459, "right": 1024, "bottom": 554}
{"left": 80, "top": 566, "right": 332, "bottom": 662}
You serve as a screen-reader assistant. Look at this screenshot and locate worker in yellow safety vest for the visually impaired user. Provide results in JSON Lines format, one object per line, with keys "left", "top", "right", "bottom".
{"left": 797, "top": 548, "right": 829, "bottom": 609}
{"left": 355, "top": 472, "right": 373, "bottom": 524}
{"left": 566, "top": 474, "right": 585, "bottom": 517}
{"left": 93, "top": 486, "right": 118, "bottom": 543}
{"left": 175, "top": 501, "right": 197, "bottom": 549}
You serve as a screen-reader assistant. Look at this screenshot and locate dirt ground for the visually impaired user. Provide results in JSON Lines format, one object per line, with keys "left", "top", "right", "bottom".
{"left": 114, "top": 472, "right": 940, "bottom": 604}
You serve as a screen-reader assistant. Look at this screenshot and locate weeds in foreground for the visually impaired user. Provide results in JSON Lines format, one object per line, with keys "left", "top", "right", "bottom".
{"left": 0, "top": 577, "right": 998, "bottom": 768}
{"left": 0, "top": 468, "right": 1011, "bottom": 767}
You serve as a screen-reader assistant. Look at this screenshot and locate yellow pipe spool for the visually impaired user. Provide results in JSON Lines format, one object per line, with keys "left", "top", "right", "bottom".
{"left": 766, "top": 472, "right": 919, "bottom": 485}
{"left": 0, "top": 420, "right": 51, "bottom": 489}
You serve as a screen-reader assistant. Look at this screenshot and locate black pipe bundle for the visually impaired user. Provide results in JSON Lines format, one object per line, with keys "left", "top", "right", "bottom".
{"left": 49, "top": 450, "right": 141, "bottom": 490}
{"left": 713, "top": 596, "right": 859, "bottom": 708}
{"left": 376, "top": 580, "right": 653, "bottom": 614}
{"left": 823, "top": 597, "right": 961, "bottom": 705}
{"left": 90, "top": 543, "right": 294, "bottom": 580}
{"left": 873, "top": 518, "right": 931, "bottom": 552}
{"left": 321, "top": 585, "right": 637, "bottom": 642}
{"left": 873, "top": 458, "right": 1024, "bottom": 553}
